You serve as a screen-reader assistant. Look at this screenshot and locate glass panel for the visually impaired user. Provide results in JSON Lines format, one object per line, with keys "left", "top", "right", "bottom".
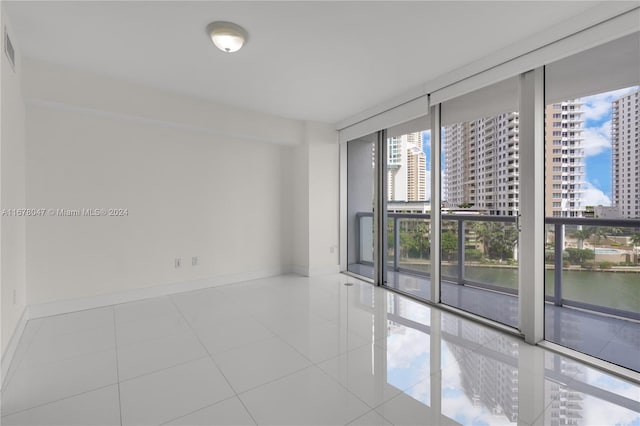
{"left": 440, "top": 78, "right": 520, "bottom": 328}
{"left": 347, "top": 134, "right": 376, "bottom": 279}
{"left": 544, "top": 34, "right": 640, "bottom": 372}
{"left": 383, "top": 128, "right": 432, "bottom": 300}
{"left": 544, "top": 223, "right": 556, "bottom": 301}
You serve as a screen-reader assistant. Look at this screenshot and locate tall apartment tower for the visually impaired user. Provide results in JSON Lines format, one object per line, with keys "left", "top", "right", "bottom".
{"left": 387, "top": 132, "right": 427, "bottom": 201}
{"left": 611, "top": 89, "right": 640, "bottom": 218}
{"left": 444, "top": 102, "right": 586, "bottom": 217}
{"left": 443, "top": 123, "right": 471, "bottom": 207}
{"left": 406, "top": 132, "right": 427, "bottom": 201}
{"left": 443, "top": 112, "right": 520, "bottom": 216}
{"left": 544, "top": 100, "right": 586, "bottom": 218}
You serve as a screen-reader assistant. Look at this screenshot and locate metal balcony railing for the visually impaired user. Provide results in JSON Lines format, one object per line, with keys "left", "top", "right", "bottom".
{"left": 356, "top": 212, "right": 640, "bottom": 321}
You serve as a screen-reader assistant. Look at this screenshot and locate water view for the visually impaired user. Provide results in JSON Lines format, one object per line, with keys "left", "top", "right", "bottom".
{"left": 396, "top": 262, "right": 638, "bottom": 314}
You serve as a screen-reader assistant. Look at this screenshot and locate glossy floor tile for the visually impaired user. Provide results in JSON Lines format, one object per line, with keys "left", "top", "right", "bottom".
{"left": 2, "top": 274, "right": 638, "bottom": 425}
{"left": 119, "top": 357, "right": 234, "bottom": 425}
{"left": 239, "top": 366, "right": 371, "bottom": 425}
{"left": 1, "top": 385, "right": 121, "bottom": 426}
{"left": 212, "top": 335, "right": 311, "bottom": 392}
{"left": 368, "top": 264, "right": 640, "bottom": 371}
{"left": 164, "top": 396, "right": 255, "bottom": 426}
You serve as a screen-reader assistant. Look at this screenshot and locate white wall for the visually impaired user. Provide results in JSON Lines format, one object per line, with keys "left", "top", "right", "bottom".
{"left": 306, "top": 122, "right": 339, "bottom": 275}
{"left": 290, "top": 142, "right": 309, "bottom": 275}
{"left": 23, "top": 60, "right": 304, "bottom": 307}
{"left": 290, "top": 122, "right": 339, "bottom": 276}
{"left": 1, "top": 10, "right": 27, "bottom": 360}
{"left": 0, "top": 53, "right": 341, "bottom": 365}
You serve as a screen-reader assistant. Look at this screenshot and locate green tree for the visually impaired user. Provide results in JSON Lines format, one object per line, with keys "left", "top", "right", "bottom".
{"left": 399, "top": 231, "right": 413, "bottom": 259}
{"left": 413, "top": 222, "right": 430, "bottom": 260}
{"left": 631, "top": 233, "right": 640, "bottom": 264}
{"left": 472, "top": 221, "right": 518, "bottom": 261}
{"left": 589, "top": 227, "right": 607, "bottom": 252}
{"left": 473, "top": 222, "right": 492, "bottom": 257}
{"left": 573, "top": 229, "right": 593, "bottom": 250}
{"left": 441, "top": 231, "right": 457, "bottom": 261}
{"left": 565, "top": 247, "right": 595, "bottom": 264}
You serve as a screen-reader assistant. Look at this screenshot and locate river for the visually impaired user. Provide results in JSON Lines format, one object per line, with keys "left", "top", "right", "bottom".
{"left": 462, "top": 266, "right": 639, "bottom": 313}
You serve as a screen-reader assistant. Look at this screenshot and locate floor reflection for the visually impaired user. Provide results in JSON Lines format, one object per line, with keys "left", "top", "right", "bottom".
{"left": 354, "top": 286, "right": 640, "bottom": 425}
{"left": 352, "top": 265, "right": 639, "bottom": 371}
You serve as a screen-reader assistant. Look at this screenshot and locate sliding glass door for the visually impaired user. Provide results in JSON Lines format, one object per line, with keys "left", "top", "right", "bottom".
{"left": 383, "top": 121, "right": 433, "bottom": 301}
{"left": 439, "top": 78, "right": 521, "bottom": 328}
{"left": 346, "top": 133, "right": 377, "bottom": 280}
{"left": 543, "top": 34, "right": 640, "bottom": 371}
{"left": 341, "top": 31, "right": 639, "bottom": 373}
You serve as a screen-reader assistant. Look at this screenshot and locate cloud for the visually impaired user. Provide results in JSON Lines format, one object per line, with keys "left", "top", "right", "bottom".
{"left": 386, "top": 327, "right": 430, "bottom": 371}
{"left": 582, "top": 395, "right": 639, "bottom": 426}
{"left": 582, "top": 120, "right": 611, "bottom": 157}
{"left": 583, "top": 181, "right": 611, "bottom": 206}
{"left": 582, "top": 86, "right": 639, "bottom": 122}
{"left": 586, "top": 369, "right": 640, "bottom": 400}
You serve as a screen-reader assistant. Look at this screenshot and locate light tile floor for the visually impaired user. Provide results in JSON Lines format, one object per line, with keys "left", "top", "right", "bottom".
{"left": 1, "top": 274, "right": 638, "bottom": 425}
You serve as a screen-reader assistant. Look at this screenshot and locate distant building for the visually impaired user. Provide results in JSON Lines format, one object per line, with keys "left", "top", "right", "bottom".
{"left": 443, "top": 112, "right": 520, "bottom": 216}
{"left": 611, "top": 89, "right": 640, "bottom": 218}
{"left": 387, "top": 132, "right": 427, "bottom": 202}
{"left": 594, "top": 205, "right": 622, "bottom": 219}
{"left": 544, "top": 101, "right": 586, "bottom": 218}
{"left": 386, "top": 201, "right": 431, "bottom": 214}
{"left": 443, "top": 101, "right": 587, "bottom": 218}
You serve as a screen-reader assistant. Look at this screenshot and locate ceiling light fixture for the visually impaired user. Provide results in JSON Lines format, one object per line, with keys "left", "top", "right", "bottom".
{"left": 206, "top": 21, "right": 248, "bottom": 53}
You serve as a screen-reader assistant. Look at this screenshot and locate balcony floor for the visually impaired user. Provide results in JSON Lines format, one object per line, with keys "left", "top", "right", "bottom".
{"left": 349, "top": 263, "right": 640, "bottom": 372}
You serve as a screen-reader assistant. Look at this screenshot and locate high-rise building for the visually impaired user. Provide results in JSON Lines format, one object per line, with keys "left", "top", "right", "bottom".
{"left": 387, "top": 132, "right": 427, "bottom": 202}
{"left": 443, "top": 112, "right": 520, "bottom": 216}
{"left": 444, "top": 102, "right": 586, "bottom": 218}
{"left": 544, "top": 100, "right": 586, "bottom": 218}
{"left": 443, "top": 123, "right": 471, "bottom": 208}
{"left": 611, "top": 89, "right": 640, "bottom": 218}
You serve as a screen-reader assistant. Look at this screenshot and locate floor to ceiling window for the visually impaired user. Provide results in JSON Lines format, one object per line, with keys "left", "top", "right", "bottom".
{"left": 383, "top": 119, "right": 433, "bottom": 300}
{"left": 543, "top": 33, "right": 640, "bottom": 371}
{"left": 346, "top": 133, "right": 377, "bottom": 280}
{"left": 439, "top": 77, "right": 521, "bottom": 328}
{"left": 341, "top": 29, "right": 639, "bottom": 375}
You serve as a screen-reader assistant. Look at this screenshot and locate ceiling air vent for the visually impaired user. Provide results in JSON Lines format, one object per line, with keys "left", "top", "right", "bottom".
{"left": 4, "top": 26, "right": 15, "bottom": 71}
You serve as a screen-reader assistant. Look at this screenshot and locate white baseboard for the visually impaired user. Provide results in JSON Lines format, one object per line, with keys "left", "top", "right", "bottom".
{"left": 29, "top": 267, "right": 288, "bottom": 320}
{"left": 1, "top": 306, "right": 30, "bottom": 391}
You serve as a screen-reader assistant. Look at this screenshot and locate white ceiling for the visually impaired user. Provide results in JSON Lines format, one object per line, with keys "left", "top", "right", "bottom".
{"left": 4, "top": 1, "right": 616, "bottom": 123}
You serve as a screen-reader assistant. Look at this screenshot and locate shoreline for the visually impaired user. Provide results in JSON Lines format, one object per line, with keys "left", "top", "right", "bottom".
{"left": 398, "top": 259, "right": 640, "bottom": 273}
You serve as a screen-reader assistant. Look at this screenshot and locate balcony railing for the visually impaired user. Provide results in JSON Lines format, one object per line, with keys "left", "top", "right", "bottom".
{"left": 356, "top": 212, "right": 640, "bottom": 321}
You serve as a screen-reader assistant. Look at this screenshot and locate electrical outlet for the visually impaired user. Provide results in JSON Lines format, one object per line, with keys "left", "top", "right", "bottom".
{"left": 192, "top": 256, "right": 198, "bottom": 266}
{"left": 175, "top": 258, "right": 182, "bottom": 268}
{"left": 330, "top": 246, "right": 335, "bottom": 253}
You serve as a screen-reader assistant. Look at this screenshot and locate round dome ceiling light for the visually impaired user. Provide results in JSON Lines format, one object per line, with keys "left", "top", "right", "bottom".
{"left": 207, "top": 21, "right": 248, "bottom": 53}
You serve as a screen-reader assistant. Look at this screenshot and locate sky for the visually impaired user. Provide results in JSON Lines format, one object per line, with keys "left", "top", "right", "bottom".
{"left": 581, "top": 86, "right": 639, "bottom": 206}
{"left": 422, "top": 130, "right": 431, "bottom": 169}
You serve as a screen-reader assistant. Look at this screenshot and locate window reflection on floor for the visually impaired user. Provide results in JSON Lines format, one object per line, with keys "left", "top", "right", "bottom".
{"left": 372, "top": 287, "right": 639, "bottom": 425}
